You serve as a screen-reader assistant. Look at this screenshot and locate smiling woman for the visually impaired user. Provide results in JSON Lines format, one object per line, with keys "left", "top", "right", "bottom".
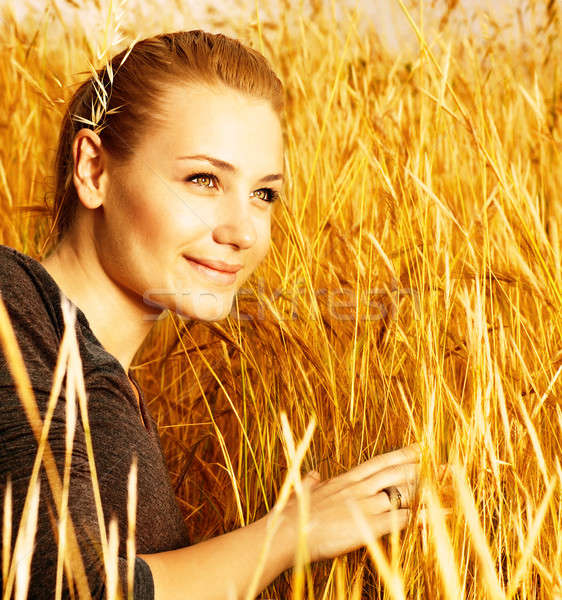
{"left": 0, "top": 29, "right": 427, "bottom": 600}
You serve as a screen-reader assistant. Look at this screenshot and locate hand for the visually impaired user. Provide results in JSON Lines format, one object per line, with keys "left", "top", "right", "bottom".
{"left": 280, "top": 443, "right": 422, "bottom": 563}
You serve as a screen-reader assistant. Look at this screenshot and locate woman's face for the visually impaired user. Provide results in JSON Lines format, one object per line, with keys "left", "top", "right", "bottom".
{"left": 94, "top": 83, "right": 284, "bottom": 321}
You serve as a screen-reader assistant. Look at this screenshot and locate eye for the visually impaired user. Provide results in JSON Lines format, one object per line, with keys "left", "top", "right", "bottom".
{"left": 186, "top": 173, "right": 280, "bottom": 204}
{"left": 187, "top": 172, "right": 218, "bottom": 189}
{"left": 251, "top": 188, "right": 281, "bottom": 203}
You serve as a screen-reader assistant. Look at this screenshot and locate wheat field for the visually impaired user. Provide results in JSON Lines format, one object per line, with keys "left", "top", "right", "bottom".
{"left": 0, "top": 0, "right": 561, "bottom": 598}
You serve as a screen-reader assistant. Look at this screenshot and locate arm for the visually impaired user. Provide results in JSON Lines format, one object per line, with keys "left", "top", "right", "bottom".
{"left": 139, "top": 444, "right": 425, "bottom": 600}
{"left": 139, "top": 510, "right": 295, "bottom": 600}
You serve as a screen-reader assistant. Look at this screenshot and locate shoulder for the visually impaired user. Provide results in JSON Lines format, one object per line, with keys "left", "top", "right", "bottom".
{"left": 0, "top": 244, "right": 65, "bottom": 389}
{"left": 0, "top": 243, "right": 59, "bottom": 301}
{"left": 0, "top": 244, "right": 64, "bottom": 335}
{"left": 0, "top": 242, "right": 58, "bottom": 290}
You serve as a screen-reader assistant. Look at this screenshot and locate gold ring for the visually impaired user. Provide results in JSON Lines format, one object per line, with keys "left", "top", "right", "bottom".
{"left": 382, "top": 486, "right": 402, "bottom": 509}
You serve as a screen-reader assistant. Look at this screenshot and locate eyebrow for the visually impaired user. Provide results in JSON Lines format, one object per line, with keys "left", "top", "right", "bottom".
{"left": 177, "top": 154, "right": 284, "bottom": 183}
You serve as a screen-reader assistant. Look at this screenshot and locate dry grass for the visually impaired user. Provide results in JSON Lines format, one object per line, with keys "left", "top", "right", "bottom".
{"left": 0, "top": 0, "right": 561, "bottom": 598}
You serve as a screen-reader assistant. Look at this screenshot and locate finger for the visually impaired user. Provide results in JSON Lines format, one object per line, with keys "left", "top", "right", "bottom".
{"left": 366, "top": 485, "right": 412, "bottom": 514}
{"left": 340, "top": 443, "right": 421, "bottom": 485}
{"left": 346, "top": 496, "right": 412, "bottom": 540}
{"left": 375, "top": 483, "right": 413, "bottom": 511}
{"left": 360, "top": 462, "right": 421, "bottom": 498}
{"left": 369, "top": 508, "right": 411, "bottom": 539}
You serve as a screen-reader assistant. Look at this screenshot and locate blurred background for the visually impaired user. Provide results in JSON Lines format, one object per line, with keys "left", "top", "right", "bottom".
{"left": 3, "top": 0, "right": 546, "bottom": 54}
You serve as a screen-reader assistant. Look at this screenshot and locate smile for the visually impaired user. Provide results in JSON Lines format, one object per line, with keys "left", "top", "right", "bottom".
{"left": 183, "top": 256, "right": 242, "bottom": 285}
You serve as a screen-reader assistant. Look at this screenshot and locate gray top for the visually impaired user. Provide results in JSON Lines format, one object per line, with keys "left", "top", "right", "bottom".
{"left": 0, "top": 244, "right": 191, "bottom": 598}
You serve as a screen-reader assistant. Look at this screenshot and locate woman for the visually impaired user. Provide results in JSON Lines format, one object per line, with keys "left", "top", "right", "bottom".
{"left": 0, "top": 30, "right": 423, "bottom": 599}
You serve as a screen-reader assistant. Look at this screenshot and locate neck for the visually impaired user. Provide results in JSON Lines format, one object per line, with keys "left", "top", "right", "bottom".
{"left": 40, "top": 233, "right": 158, "bottom": 374}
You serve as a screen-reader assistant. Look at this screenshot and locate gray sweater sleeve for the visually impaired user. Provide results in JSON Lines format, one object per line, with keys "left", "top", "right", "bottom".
{"left": 131, "top": 557, "right": 155, "bottom": 598}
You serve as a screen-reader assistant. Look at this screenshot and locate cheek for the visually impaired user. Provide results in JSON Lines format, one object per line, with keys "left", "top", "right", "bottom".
{"left": 253, "top": 216, "right": 272, "bottom": 262}
{"left": 104, "top": 177, "right": 159, "bottom": 239}
{"left": 236, "top": 218, "right": 271, "bottom": 286}
{"left": 118, "top": 180, "right": 210, "bottom": 247}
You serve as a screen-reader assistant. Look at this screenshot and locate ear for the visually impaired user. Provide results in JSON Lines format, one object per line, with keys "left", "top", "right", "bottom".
{"left": 72, "top": 128, "right": 108, "bottom": 210}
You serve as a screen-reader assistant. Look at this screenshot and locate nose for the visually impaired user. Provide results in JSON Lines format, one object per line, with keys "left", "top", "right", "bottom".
{"left": 212, "top": 197, "right": 257, "bottom": 250}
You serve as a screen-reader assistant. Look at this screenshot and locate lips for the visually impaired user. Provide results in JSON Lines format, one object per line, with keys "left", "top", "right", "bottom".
{"left": 183, "top": 255, "right": 242, "bottom": 285}
{"left": 185, "top": 257, "right": 243, "bottom": 273}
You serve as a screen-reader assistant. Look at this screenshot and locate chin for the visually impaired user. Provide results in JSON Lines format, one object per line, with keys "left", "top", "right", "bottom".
{"left": 176, "top": 293, "right": 234, "bottom": 322}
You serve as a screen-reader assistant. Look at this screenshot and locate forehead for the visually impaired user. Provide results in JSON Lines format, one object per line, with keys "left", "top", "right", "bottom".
{"left": 144, "top": 82, "right": 284, "bottom": 171}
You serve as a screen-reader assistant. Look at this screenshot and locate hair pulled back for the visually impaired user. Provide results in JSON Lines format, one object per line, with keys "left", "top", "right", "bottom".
{"left": 50, "top": 30, "right": 284, "bottom": 245}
